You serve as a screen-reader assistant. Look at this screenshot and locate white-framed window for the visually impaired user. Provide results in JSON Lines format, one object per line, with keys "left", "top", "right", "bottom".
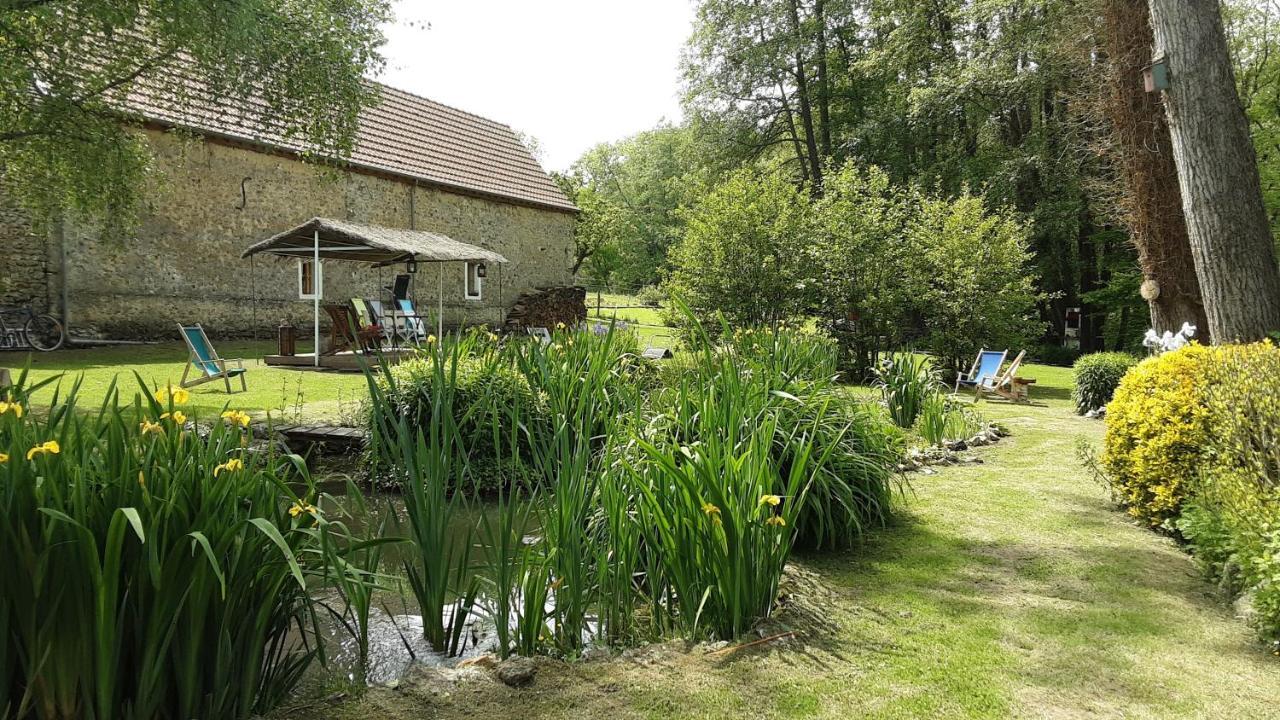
{"left": 464, "top": 261, "right": 483, "bottom": 300}
{"left": 298, "top": 259, "right": 323, "bottom": 300}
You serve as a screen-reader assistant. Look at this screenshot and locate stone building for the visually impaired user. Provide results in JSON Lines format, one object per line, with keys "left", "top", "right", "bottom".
{"left": 0, "top": 82, "right": 578, "bottom": 339}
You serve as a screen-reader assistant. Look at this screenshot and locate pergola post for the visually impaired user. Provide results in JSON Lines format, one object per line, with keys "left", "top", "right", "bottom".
{"left": 437, "top": 262, "right": 444, "bottom": 341}
{"left": 313, "top": 228, "right": 320, "bottom": 367}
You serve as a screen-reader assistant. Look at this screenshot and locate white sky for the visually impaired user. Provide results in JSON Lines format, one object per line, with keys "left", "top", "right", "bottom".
{"left": 379, "top": 0, "right": 695, "bottom": 172}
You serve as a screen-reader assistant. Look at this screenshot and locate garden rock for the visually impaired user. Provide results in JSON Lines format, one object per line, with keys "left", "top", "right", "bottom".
{"left": 496, "top": 657, "right": 537, "bottom": 687}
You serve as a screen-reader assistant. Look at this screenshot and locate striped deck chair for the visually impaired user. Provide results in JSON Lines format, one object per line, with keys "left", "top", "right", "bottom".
{"left": 178, "top": 324, "right": 247, "bottom": 393}
{"left": 981, "top": 350, "right": 1027, "bottom": 402}
{"left": 954, "top": 349, "right": 1007, "bottom": 398}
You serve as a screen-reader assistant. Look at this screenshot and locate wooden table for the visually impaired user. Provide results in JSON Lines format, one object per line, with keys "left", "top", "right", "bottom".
{"left": 1010, "top": 376, "right": 1036, "bottom": 402}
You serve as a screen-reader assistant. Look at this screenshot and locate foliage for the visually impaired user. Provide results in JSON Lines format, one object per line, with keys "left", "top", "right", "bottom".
{"left": 1178, "top": 341, "right": 1280, "bottom": 639}
{"left": 916, "top": 392, "right": 985, "bottom": 448}
{"left": 907, "top": 192, "right": 1044, "bottom": 375}
{"left": 722, "top": 326, "right": 903, "bottom": 549}
{"left": 636, "top": 285, "right": 666, "bottom": 308}
{"left": 555, "top": 182, "right": 631, "bottom": 282}
{"left": 562, "top": 123, "right": 719, "bottom": 287}
{"left": 0, "top": 0, "right": 389, "bottom": 232}
{"left": 1072, "top": 351, "right": 1139, "bottom": 414}
{"left": 620, "top": 318, "right": 898, "bottom": 636}
{"left": 365, "top": 344, "right": 480, "bottom": 656}
{"left": 665, "top": 169, "right": 815, "bottom": 332}
{"left": 0, "top": 374, "right": 343, "bottom": 719}
{"left": 375, "top": 339, "right": 546, "bottom": 488}
{"left": 361, "top": 317, "right": 904, "bottom": 651}
{"left": 813, "top": 164, "right": 919, "bottom": 375}
{"left": 1102, "top": 345, "right": 1215, "bottom": 527}
{"left": 874, "top": 354, "right": 940, "bottom": 429}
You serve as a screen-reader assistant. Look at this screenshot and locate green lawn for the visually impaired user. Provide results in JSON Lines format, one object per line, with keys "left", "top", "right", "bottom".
{"left": 0, "top": 341, "right": 370, "bottom": 424}
{"left": 277, "top": 360, "right": 1280, "bottom": 719}
{"left": 585, "top": 293, "right": 678, "bottom": 348}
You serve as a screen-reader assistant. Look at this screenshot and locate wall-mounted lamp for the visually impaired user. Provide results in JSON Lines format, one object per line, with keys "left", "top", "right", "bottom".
{"left": 1143, "top": 57, "right": 1171, "bottom": 93}
{"left": 406, "top": 258, "right": 418, "bottom": 274}
{"left": 475, "top": 262, "right": 487, "bottom": 278}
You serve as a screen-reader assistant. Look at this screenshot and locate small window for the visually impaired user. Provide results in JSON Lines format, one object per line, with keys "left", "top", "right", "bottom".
{"left": 299, "top": 259, "right": 322, "bottom": 300}
{"left": 464, "top": 261, "right": 483, "bottom": 300}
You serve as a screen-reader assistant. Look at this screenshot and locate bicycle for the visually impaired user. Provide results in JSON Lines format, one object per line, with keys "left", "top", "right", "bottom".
{"left": 0, "top": 302, "right": 65, "bottom": 351}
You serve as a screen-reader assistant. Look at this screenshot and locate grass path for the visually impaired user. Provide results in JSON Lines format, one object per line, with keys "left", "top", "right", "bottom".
{"left": 292, "top": 363, "right": 1280, "bottom": 719}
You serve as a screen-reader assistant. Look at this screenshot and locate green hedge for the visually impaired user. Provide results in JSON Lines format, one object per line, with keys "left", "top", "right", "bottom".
{"left": 1072, "top": 351, "right": 1138, "bottom": 414}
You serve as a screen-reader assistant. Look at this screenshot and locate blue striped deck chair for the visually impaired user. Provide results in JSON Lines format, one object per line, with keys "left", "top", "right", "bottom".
{"left": 954, "top": 349, "right": 1007, "bottom": 397}
{"left": 179, "top": 323, "right": 247, "bottom": 393}
{"left": 394, "top": 298, "right": 429, "bottom": 343}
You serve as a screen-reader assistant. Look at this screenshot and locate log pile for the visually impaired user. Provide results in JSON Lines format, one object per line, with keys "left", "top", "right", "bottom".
{"left": 504, "top": 286, "right": 587, "bottom": 331}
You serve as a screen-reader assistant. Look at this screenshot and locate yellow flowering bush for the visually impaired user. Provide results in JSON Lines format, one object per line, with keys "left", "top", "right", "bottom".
{"left": 1178, "top": 341, "right": 1280, "bottom": 638}
{"left": 1102, "top": 345, "right": 1216, "bottom": 527}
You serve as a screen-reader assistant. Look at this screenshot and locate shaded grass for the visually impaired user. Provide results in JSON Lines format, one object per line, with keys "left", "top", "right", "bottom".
{"left": 279, "top": 361, "right": 1280, "bottom": 719}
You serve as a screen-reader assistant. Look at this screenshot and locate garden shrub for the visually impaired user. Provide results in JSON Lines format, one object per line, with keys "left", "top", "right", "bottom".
{"left": 374, "top": 349, "right": 548, "bottom": 490}
{"left": 1072, "top": 351, "right": 1138, "bottom": 414}
{"left": 1180, "top": 341, "right": 1280, "bottom": 639}
{"left": 1102, "top": 344, "right": 1215, "bottom": 527}
{"left": 635, "top": 284, "right": 665, "bottom": 307}
{"left": 906, "top": 191, "right": 1044, "bottom": 376}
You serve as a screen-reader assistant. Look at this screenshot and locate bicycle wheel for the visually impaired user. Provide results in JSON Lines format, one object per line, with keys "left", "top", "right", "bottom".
{"left": 25, "top": 313, "right": 65, "bottom": 351}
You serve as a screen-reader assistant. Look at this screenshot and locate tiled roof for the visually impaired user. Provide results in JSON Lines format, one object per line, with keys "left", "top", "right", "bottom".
{"left": 121, "top": 72, "right": 577, "bottom": 213}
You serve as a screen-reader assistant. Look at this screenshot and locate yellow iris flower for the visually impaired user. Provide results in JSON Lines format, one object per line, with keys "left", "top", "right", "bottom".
{"left": 759, "top": 494, "right": 781, "bottom": 507}
{"left": 288, "top": 501, "right": 318, "bottom": 518}
{"left": 155, "top": 387, "right": 190, "bottom": 405}
{"left": 0, "top": 452, "right": 9, "bottom": 463}
{"left": 213, "top": 458, "right": 244, "bottom": 477}
{"left": 0, "top": 401, "right": 23, "bottom": 418}
{"left": 160, "top": 411, "right": 187, "bottom": 425}
{"left": 765, "top": 515, "right": 786, "bottom": 527}
{"left": 26, "top": 440, "right": 60, "bottom": 460}
{"left": 220, "top": 410, "right": 251, "bottom": 428}
{"left": 139, "top": 420, "right": 164, "bottom": 436}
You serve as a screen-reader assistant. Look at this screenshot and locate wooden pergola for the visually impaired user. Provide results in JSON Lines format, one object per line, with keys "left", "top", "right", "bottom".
{"left": 243, "top": 217, "right": 508, "bottom": 367}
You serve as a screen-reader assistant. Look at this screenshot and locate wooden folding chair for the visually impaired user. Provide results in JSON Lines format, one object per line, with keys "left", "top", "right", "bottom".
{"left": 178, "top": 323, "right": 247, "bottom": 394}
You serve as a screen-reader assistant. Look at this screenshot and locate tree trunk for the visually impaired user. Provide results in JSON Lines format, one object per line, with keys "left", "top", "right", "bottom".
{"left": 1147, "top": 0, "right": 1280, "bottom": 342}
{"left": 814, "top": 0, "right": 833, "bottom": 160}
{"left": 785, "top": 0, "right": 824, "bottom": 190}
{"left": 1099, "top": 0, "right": 1210, "bottom": 340}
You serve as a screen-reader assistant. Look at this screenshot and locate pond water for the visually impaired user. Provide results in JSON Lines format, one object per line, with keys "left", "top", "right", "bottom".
{"left": 302, "top": 458, "right": 552, "bottom": 686}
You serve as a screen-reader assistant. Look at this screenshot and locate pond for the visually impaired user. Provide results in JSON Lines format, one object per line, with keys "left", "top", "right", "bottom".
{"left": 302, "top": 458, "right": 552, "bottom": 686}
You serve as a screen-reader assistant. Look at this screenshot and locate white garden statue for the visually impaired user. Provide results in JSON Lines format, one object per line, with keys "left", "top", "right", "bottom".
{"left": 1142, "top": 323, "right": 1197, "bottom": 354}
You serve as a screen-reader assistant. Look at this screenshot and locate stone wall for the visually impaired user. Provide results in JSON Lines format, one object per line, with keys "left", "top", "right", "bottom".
{"left": 1, "top": 128, "right": 576, "bottom": 339}
{"left": 0, "top": 195, "right": 53, "bottom": 313}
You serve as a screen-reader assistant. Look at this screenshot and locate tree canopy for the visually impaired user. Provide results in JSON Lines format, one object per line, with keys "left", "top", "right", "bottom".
{"left": 0, "top": 0, "right": 390, "bottom": 231}
{"left": 561, "top": 0, "right": 1280, "bottom": 354}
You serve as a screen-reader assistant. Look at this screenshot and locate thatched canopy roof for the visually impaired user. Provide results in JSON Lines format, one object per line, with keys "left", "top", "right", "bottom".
{"left": 242, "top": 217, "right": 508, "bottom": 265}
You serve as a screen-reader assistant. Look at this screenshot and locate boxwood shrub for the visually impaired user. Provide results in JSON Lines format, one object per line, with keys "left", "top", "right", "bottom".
{"left": 1072, "top": 351, "right": 1138, "bottom": 414}
{"left": 1102, "top": 345, "right": 1214, "bottom": 527}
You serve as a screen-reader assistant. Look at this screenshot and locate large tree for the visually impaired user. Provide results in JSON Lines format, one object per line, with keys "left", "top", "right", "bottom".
{"left": 0, "top": 0, "right": 390, "bottom": 232}
{"left": 1147, "top": 0, "right": 1280, "bottom": 341}
{"left": 1097, "top": 0, "right": 1210, "bottom": 338}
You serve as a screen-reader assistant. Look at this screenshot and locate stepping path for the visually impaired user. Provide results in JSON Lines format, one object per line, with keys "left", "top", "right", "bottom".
{"left": 287, "top": 364, "right": 1280, "bottom": 720}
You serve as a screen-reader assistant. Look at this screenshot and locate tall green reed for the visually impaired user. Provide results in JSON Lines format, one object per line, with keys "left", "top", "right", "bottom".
{"left": 364, "top": 343, "right": 479, "bottom": 656}
{"left": 510, "top": 324, "right": 642, "bottom": 653}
